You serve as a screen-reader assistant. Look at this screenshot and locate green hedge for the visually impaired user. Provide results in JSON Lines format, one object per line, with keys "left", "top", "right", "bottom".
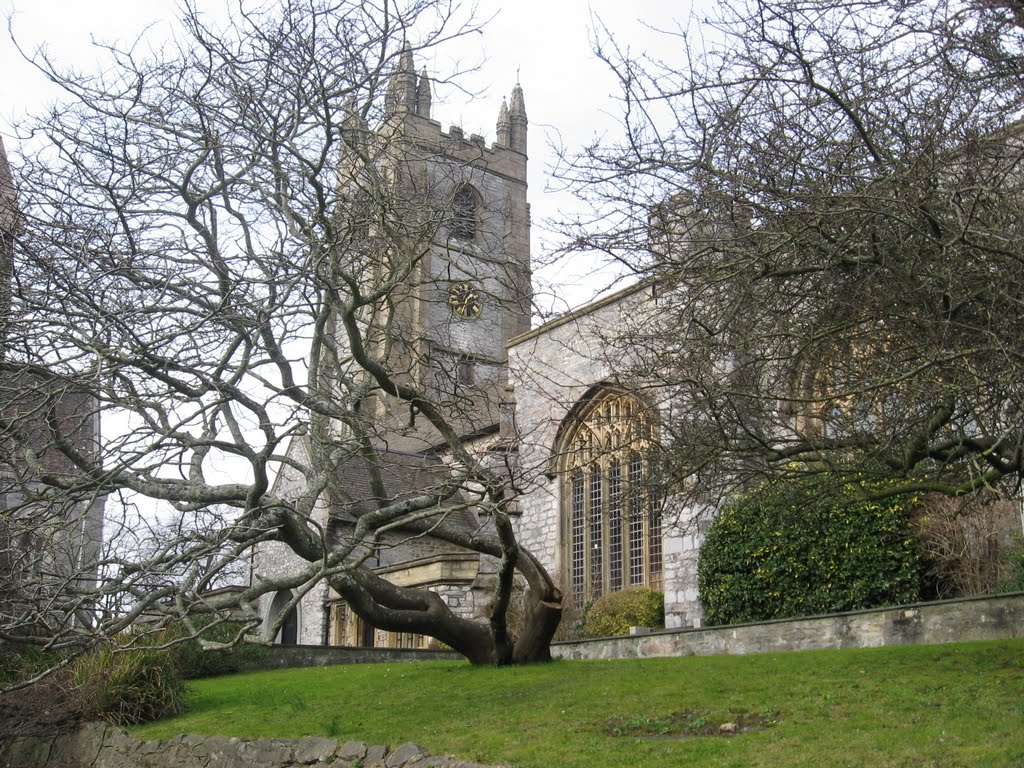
{"left": 583, "top": 587, "right": 665, "bottom": 638}
{"left": 698, "top": 475, "right": 924, "bottom": 625}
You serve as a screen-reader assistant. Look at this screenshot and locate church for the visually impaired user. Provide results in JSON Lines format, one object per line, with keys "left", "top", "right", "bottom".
{"left": 0, "top": 137, "right": 104, "bottom": 626}
{"left": 252, "top": 53, "right": 712, "bottom": 647}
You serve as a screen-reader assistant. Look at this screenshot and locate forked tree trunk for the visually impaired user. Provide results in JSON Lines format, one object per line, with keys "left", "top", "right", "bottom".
{"left": 329, "top": 566, "right": 562, "bottom": 666}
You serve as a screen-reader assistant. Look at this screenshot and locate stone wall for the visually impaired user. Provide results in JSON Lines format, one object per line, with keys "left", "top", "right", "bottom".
{"left": 507, "top": 282, "right": 702, "bottom": 628}
{"left": 552, "top": 591, "right": 1024, "bottom": 661}
{"left": 253, "top": 437, "right": 332, "bottom": 646}
{"left": 0, "top": 723, "right": 505, "bottom": 768}
{"left": 251, "top": 644, "right": 462, "bottom": 670}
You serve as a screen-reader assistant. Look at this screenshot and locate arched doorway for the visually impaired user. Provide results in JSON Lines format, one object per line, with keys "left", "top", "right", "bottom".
{"left": 268, "top": 589, "right": 299, "bottom": 645}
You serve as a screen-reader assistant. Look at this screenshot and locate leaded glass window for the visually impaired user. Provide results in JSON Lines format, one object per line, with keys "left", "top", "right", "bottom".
{"left": 560, "top": 390, "right": 662, "bottom": 607}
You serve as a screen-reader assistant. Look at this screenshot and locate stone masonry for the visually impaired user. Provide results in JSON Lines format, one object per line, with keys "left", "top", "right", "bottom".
{"left": 0, "top": 723, "right": 507, "bottom": 768}
{"left": 253, "top": 51, "right": 531, "bottom": 648}
{"left": 507, "top": 281, "right": 706, "bottom": 628}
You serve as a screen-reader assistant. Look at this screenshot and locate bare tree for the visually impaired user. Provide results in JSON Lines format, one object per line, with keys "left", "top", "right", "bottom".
{"left": 1, "top": 0, "right": 561, "bottom": 675}
{"left": 558, "top": 0, "right": 1024, "bottom": 505}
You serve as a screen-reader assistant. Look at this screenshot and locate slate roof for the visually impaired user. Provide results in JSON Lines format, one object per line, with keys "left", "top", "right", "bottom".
{"left": 325, "top": 445, "right": 481, "bottom": 552}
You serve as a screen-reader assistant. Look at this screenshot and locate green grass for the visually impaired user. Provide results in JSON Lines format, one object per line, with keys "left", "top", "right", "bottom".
{"left": 133, "top": 639, "right": 1024, "bottom": 768}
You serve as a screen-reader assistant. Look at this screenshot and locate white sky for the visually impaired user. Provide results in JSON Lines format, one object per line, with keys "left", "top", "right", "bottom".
{"left": 0, "top": 0, "right": 712, "bottom": 524}
{"left": 0, "top": 0, "right": 709, "bottom": 312}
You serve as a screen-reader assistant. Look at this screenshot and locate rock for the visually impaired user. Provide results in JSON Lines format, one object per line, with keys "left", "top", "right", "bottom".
{"left": 719, "top": 722, "right": 739, "bottom": 735}
{"left": 338, "top": 740, "right": 369, "bottom": 761}
{"left": 237, "top": 738, "right": 294, "bottom": 766}
{"left": 414, "top": 758, "right": 454, "bottom": 768}
{"left": 294, "top": 737, "right": 340, "bottom": 764}
{"left": 199, "top": 735, "right": 247, "bottom": 768}
{"left": 385, "top": 743, "right": 429, "bottom": 767}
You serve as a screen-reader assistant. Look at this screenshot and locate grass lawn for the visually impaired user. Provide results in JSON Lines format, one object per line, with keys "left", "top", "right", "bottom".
{"left": 133, "top": 638, "right": 1024, "bottom": 768}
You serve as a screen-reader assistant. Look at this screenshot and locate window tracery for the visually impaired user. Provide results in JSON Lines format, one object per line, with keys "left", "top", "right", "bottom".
{"left": 560, "top": 390, "right": 662, "bottom": 607}
{"left": 451, "top": 184, "right": 479, "bottom": 241}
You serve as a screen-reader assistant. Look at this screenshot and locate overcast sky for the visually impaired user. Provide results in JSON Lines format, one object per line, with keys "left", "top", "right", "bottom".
{"left": 0, "top": 0, "right": 712, "bottom": 517}
{"left": 0, "top": 0, "right": 710, "bottom": 311}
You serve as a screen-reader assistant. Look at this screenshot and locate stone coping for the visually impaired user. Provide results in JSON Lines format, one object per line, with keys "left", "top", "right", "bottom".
{"left": 552, "top": 591, "right": 1024, "bottom": 661}
{"left": 0, "top": 722, "right": 506, "bottom": 768}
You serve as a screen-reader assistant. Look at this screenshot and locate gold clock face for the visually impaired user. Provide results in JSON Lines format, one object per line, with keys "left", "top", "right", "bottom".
{"left": 447, "top": 282, "right": 482, "bottom": 318}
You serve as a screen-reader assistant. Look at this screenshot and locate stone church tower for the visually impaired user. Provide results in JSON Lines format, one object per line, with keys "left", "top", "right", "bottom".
{"left": 339, "top": 48, "right": 532, "bottom": 450}
{"left": 0, "top": 138, "right": 15, "bottom": 329}
{"left": 256, "top": 52, "right": 532, "bottom": 646}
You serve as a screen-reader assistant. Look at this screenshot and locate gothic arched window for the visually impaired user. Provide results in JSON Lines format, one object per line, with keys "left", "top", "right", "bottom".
{"left": 560, "top": 390, "right": 663, "bottom": 607}
{"left": 450, "top": 184, "right": 479, "bottom": 241}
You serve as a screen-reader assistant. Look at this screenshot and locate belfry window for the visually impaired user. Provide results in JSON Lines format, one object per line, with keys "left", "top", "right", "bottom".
{"left": 451, "top": 184, "right": 478, "bottom": 241}
{"left": 560, "top": 390, "right": 662, "bottom": 607}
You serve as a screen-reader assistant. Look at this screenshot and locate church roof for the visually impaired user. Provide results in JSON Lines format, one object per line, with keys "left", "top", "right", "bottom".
{"left": 507, "top": 277, "right": 656, "bottom": 348}
{"left": 327, "top": 446, "right": 478, "bottom": 534}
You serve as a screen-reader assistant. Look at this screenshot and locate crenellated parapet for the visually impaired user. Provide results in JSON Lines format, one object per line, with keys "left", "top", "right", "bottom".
{"left": 382, "top": 48, "right": 528, "bottom": 175}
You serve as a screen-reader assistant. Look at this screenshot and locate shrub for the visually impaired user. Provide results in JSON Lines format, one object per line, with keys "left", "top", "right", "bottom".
{"left": 171, "top": 620, "right": 266, "bottom": 679}
{"left": 3, "top": 620, "right": 262, "bottom": 728}
{"left": 1001, "top": 534, "right": 1024, "bottom": 594}
{"left": 698, "top": 474, "right": 924, "bottom": 626}
{"left": 915, "top": 493, "right": 1024, "bottom": 598}
{"left": 0, "top": 642, "right": 62, "bottom": 687}
{"left": 0, "top": 668, "right": 90, "bottom": 737}
{"left": 583, "top": 587, "right": 665, "bottom": 638}
{"left": 71, "top": 633, "right": 186, "bottom": 726}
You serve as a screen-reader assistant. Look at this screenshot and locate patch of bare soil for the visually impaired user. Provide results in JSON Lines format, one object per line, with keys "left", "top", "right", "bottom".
{"left": 0, "top": 671, "right": 90, "bottom": 739}
{"left": 604, "top": 708, "right": 780, "bottom": 739}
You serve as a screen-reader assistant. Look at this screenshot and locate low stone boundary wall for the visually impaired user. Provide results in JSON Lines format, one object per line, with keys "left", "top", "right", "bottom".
{"left": 242, "top": 594, "right": 1024, "bottom": 669}
{"left": 0, "top": 722, "right": 504, "bottom": 768}
{"left": 5, "top": 596, "right": 1020, "bottom": 766}
{"left": 249, "top": 644, "right": 462, "bottom": 671}
{"left": 552, "top": 591, "right": 1024, "bottom": 661}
